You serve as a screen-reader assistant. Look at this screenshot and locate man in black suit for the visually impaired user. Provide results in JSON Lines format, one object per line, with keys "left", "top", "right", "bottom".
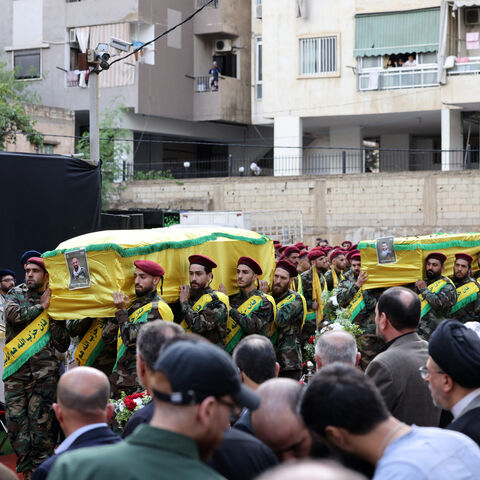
{"left": 32, "top": 367, "right": 120, "bottom": 480}
{"left": 425, "top": 319, "right": 480, "bottom": 446}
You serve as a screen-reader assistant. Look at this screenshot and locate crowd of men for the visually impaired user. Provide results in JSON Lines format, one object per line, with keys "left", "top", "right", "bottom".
{"left": 1, "top": 237, "right": 480, "bottom": 479}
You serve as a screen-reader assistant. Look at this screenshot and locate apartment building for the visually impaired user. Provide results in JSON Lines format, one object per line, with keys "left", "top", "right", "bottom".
{"left": 0, "top": 0, "right": 268, "bottom": 176}
{"left": 253, "top": 0, "right": 480, "bottom": 174}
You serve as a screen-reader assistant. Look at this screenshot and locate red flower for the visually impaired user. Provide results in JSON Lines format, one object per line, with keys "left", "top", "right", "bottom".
{"left": 307, "top": 335, "right": 315, "bottom": 344}
{"left": 302, "top": 362, "right": 306, "bottom": 367}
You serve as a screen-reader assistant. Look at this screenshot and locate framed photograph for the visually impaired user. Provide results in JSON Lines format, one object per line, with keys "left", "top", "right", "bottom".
{"left": 65, "top": 249, "right": 91, "bottom": 290}
{"left": 376, "top": 236, "right": 397, "bottom": 265}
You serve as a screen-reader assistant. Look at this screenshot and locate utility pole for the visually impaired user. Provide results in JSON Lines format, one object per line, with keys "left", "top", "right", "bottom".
{"left": 88, "top": 69, "right": 100, "bottom": 166}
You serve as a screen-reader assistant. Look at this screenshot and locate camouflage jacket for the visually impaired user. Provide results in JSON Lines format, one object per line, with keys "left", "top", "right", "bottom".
{"left": 336, "top": 275, "right": 377, "bottom": 332}
{"left": 324, "top": 268, "right": 345, "bottom": 291}
{"left": 180, "top": 287, "right": 228, "bottom": 348}
{"left": 450, "top": 276, "right": 480, "bottom": 324}
{"left": 417, "top": 276, "right": 457, "bottom": 341}
{"left": 300, "top": 267, "right": 326, "bottom": 310}
{"left": 273, "top": 289, "right": 304, "bottom": 371}
{"left": 4, "top": 284, "right": 69, "bottom": 380}
{"left": 229, "top": 289, "right": 274, "bottom": 338}
{"left": 67, "top": 318, "right": 116, "bottom": 375}
{"left": 102, "top": 291, "right": 165, "bottom": 390}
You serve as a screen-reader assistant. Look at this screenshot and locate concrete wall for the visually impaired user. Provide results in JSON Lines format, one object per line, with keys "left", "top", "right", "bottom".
{"left": 112, "top": 170, "right": 480, "bottom": 246}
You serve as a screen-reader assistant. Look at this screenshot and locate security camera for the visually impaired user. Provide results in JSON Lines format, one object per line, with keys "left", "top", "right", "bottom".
{"left": 110, "top": 37, "right": 132, "bottom": 52}
{"left": 87, "top": 43, "right": 111, "bottom": 70}
{"left": 250, "top": 162, "right": 262, "bottom": 176}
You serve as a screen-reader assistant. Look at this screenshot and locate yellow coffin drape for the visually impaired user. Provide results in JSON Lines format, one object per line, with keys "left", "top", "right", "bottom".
{"left": 43, "top": 226, "right": 275, "bottom": 320}
{"left": 359, "top": 233, "right": 480, "bottom": 290}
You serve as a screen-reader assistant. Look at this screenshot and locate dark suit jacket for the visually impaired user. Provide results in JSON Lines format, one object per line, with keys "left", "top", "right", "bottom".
{"left": 32, "top": 425, "right": 120, "bottom": 480}
{"left": 365, "top": 332, "right": 441, "bottom": 426}
{"left": 122, "top": 400, "right": 154, "bottom": 438}
{"left": 447, "top": 393, "right": 480, "bottom": 446}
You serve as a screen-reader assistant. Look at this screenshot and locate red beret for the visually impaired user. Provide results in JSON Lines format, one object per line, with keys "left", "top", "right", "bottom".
{"left": 349, "top": 244, "right": 358, "bottom": 251}
{"left": 346, "top": 250, "right": 360, "bottom": 261}
{"left": 455, "top": 253, "right": 473, "bottom": 264}
{"left": 284, "top": 246, "right": 300, "bottom": 256}
{"left": 188, "top": 254, "right": 217, "bottom": 270}
{"left": 26, "top": 257, "right": 46, "bottom": 271}
{"left": 350, "top": 253, "right": 361, "bottom": 261}
{"left": 329, "top": 249, "right": 345, "bottom": 261}
{"left": 295, "top": 242, "right": 306, "bottom": 249}
{"left": 278, "top": 246, "right": 288, "bottom": 254}
{"left": 273, "top": 240, "right": 280, "bottom": 245}
{"left": 276, "top": 260, "right": 298, "bottom": 278}
{"left": 274, "top": 244, "right": 282, "bottom": 250}
{"left": 425, "top": 252, "right": 447, "bottom": 264}
{"left": 238, "top": 257, "right": 263, "bottom": 275}
{"left": 323, "top": 246, "right": 333, "bottom": 252}
{"left": 308, "top": 248, "right": 326, "bottom": 261}
{"left": 298, "top": 250, "right": 308, "bottom": 258}
{"left": 134, "top": 260, "right": 165, "bottom": 277}
{"left": 279, "top": 254, "right": 286, "bottom": 261}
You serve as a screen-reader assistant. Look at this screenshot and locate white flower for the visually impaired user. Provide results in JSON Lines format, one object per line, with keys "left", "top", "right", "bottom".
{"left": 118, "top": 402, "right": 125, "bottom": 412}
{"left": 134, "top": 398, "right": 143, "bottom": 406}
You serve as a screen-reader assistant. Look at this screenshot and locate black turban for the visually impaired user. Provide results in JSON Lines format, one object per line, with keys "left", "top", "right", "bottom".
{"left": 429, "top": 319, "right": 480, "bottom": 388}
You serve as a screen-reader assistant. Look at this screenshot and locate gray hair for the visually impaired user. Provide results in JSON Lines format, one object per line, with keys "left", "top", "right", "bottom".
{"left": 315, "top": 330, "right": 357, "bottom": 366}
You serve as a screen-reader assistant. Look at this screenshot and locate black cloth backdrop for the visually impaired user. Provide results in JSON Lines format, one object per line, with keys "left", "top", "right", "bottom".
{"left": 1, "top": 152, "right": 101, "bottom": 281}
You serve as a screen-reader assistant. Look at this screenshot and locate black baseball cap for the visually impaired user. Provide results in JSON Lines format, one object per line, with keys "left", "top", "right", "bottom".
{"left": 153, "top": 340, "right": 260, "bottom": 410}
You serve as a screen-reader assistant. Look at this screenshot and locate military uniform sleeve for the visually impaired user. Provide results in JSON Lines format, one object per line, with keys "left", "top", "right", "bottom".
{"left": 336, "top": 279, "right": 358, "bottom": 308}
{"left": 4, "top": 294, "right": 43, "bottom": 327}
{"left": 363, "top": 290, "right": 377, "bottom": 312}
{"left": 50, "top": 319, "right": 70, "bottom": 353}
{"left": 230, "top": 297, "right": 273, "bottom": 334}
{"left": 275, "top": 297, "right": 303, "bottom": 328}
{"left": 365, "top": 359, "right": 398, "bottom": 412}
{"left": 118, "top": 306, "right": 161, "bottom": 347}
{"left": 324, "top": 271, "right": 334, "bottom": 291}
{"left": 300, "top": 271, "right": 313, "bottom": 309}
{"left": 181, "top": 299, "right": 228, "bottom": 333}
{"left": 66, "top": 318, "right": 92, "bottom": 338}
{"left": 102, "top": 317, "right": 119, "bottom": 344}
{"left": 420, "top": 283, "right": 457, "bottom": 310}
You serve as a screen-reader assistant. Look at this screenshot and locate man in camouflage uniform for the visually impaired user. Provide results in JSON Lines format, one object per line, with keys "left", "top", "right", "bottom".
{"left": 297, "top": 250, "right": 310, "bottom": 274}
{"left": 4, "top": 257, "right": 69, "bottom": 479}
{"left": 450, "top": 253, "right": 480, "bottom": 324}
{"left": 102, "top": 260, "right": 173, "bottom": 397}
{"left": 284, "top": 246, "right": 300, "bottom": 267}
{"left": 271, "top": 260, "right": 305, "bottom": 380}
{"left": 220, "top": 256, "right": 274, "bottom": 339}
{"left": 474, "top": 252, "right": 480, "bottom": 281}
{"left": 415, "top": 252, "right": 457, "bottom": 341}
{"left": 179, "top": 254, "right": 228, "bottom": 347}
{"left": 337, "top": 252, "right": 380, "bottom": 370}
{"left": 324, "top": 249, "right": 347, "bottom": 291}
{"left": 300, "top": 248, "right": 328, "bottom": 345}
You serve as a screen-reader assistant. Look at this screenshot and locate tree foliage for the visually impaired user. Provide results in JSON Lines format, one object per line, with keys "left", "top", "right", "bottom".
{"left": 0, "top": 59, "right": 43, "bottom": 149}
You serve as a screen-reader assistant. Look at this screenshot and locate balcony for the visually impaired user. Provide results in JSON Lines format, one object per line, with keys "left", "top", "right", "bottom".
{"left": 448, "top": 57, "right": 480, "bottom": 75}
{"left": 194, "top": 0, "right": 240, "bottom": 36}
{"left": 358, "top": 65, "right": 439, "bottom": 91}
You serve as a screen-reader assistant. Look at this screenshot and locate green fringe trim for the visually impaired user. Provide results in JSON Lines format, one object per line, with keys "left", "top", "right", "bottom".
{"left": 348, "top": 300, "right": 366, "bottom": 323}
{"left": 85, "top": 339, "right": 106, "bottom": 367}
{"left": 359, "top": 237, "right": 480, "bottom": 252}
{"left": 43, "top": 232, "right": 270, "bottom": 259}
{"left": 2, "top": 331, "right": 51, "bottom": 381}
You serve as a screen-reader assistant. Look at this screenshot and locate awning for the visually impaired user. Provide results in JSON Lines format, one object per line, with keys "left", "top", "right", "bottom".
{"left": 454, "top": 1, "right": 480, "bottom": 7}
{"left": 354, "top": 8, "right": 441, "bottom": 57}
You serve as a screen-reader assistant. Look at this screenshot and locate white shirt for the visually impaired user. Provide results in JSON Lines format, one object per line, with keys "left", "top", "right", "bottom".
{"left": 55, "top": 423, "right": 108, "bottom": 454}
{"left": 451, "top": 389, "right": 480, "bottom": 419}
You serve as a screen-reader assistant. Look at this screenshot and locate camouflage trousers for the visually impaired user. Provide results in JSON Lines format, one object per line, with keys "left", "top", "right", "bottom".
{"left": 5, "top": 373, "right": 58, "bottom": 473}
{"left": 358, "top": 333, "right": 384, "bottom": 371}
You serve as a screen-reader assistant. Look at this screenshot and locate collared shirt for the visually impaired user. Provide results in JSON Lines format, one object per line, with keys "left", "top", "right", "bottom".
{"left": 451, "top": 389, "right": 480, "bottom": 419}
{"left": 55, "top": 423, "right": 108, "bottom": 454}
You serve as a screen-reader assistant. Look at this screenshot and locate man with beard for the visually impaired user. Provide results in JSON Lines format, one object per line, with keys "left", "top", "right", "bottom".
{"left": 300, "top": 248, "right": 328, "bottom": 345}
{"left": 179, "top": 255, "right": 229, "bottom": 348}
{"left": 415, "top": 252, "right": 457, "bottom": 340}
{"left": 270, "top": 261, "right": 306, "bottom": 380}
{"left": 450, "top": 253, "right": 480, "bottom": 323}
{"left": 365, "top": 287, "right": 441, "bottom": 426}
{"left": 71, "top": 257, "right": 87, "bottom": 280}
{"left": 301, "top": 363, "right": 480, "bottom": 480}
{"left": 49, "top": 340, "right": 260, "bottom": 480}
{"left": 284, "top": 246, "right": 300, "bottom": 267}
{"left": 219, "top": 257, "right": 274, "bottom": 353}
{"left": 4, "top": 258, "right": 70, "bottom": 479}
{"left": 102, "top": 260, "right": 173, "bottom": 396}
{"left": 0, "top": 268, "right": 15, "bottom": 329}
{"left": 297, "top": 250, "right": 310, "bottom": 274}
{"left": 324, "top": 249, "right": 347, "bottom": 291}
{"left": 337, "top": 252, "right": 379, "bottom": 370}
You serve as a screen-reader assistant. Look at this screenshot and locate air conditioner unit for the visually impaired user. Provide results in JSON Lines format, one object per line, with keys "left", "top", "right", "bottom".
{"left": 255, "top": 4, "right": 262, "bottom": 19}
{"left": 465, "top": 8, "right": 480, "bottom": 25}
{"left": 69, "top": 28, "right": 77, "bottom": 44}
{"left": 215, "top": 39, "right": 232, "bottom": 52}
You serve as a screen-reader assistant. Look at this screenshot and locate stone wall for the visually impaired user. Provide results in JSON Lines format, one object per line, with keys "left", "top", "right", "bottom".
{"left": 112, "top": 170, "right": 480, "bottom": 246}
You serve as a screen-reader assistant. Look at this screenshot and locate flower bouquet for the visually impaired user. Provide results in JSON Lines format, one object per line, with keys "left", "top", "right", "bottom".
{"left": 110, "top": 390, "right": 152, "bottom": 427}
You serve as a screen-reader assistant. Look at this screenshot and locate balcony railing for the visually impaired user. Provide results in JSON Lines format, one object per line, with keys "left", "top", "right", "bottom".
{"left": 448, "top": 57, "right": 480, "bottom": 75}
{"left": 193, "top": 75, "right": 219, "bottom": 92}
{"left": 358, "top": 65, "right": 438, "bottom": 91}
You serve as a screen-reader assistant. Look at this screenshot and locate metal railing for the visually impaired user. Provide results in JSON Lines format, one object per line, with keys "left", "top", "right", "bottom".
{"left": 193, "top": 75, "right": 219, "bottom": 92}
{"left": 196, "top": 0, "right": 219, "bottom": 7}
{"left": 124, "top": 148, "right": 480, "bottom": 180}
{"left": 448, "top": 57, "right": 480, "bottom": 75}
{"left": 358, "top": 65, "right": 438, "bottom": 91}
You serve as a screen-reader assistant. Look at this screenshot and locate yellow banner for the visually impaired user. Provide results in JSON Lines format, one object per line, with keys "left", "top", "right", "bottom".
{"left": 3, "top": 311, "right": 50, "bottom": 380}
{"left": 43, "top": 227, "right": 275, "bottom": 320}
{"left": 312, "top": 267, "right": 324, "bottom": 326}
{"left": 180, "top": 291, "right": 229, "bottom": 332}
{"left": 359, "top": 233, "right": 480, "bottom": 290}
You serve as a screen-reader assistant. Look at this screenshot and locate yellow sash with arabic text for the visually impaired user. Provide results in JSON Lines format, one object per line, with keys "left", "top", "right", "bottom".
{"left": 451, "top": 281, "right": 480, "bottom": 314}
{"left": 276, "top": 292, "right": 307, "bottom": 331}
{"left": 3, "top": 311, "right": 50, "bottom": 380}
{"left": 347, "top": 288, "right": 366, "bottom": 323}
{"left": 180, "top": 292, "right": 229, "bottom": 332}
{"left": 419, "top": 278, "right": 450, "bottom": 318}
{"left": 74, "top": 318, "right": 105, "bottom": 367}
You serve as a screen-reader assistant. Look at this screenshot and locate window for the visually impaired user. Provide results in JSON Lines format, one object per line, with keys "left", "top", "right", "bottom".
{"left": 256, "top": 37, "right": 262, "bottom": 99}
{"left": 14, "top": 49, "right": 41, "bottom": 79}
{"left": 358, "top": 56, "right": 382, "bottom": 70}
{"left": 300, "top": 36, "right": 338, "bottom": 76}
{"left": 213, "top": 52, "right": 237, "bottom": 78}
{"left": 417, "top": 52, "right": 437, "bottom": 65}
{"left": 35, "top": 143, "right": 55, "bottom": 155}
